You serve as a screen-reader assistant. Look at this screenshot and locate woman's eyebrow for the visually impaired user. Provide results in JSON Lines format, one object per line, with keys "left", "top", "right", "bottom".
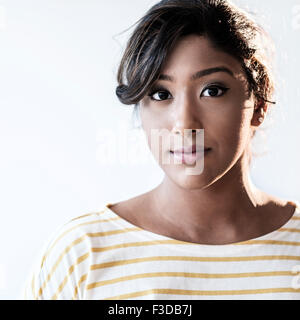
{"left": 158, "top": 66, "right": 235, "bottom": 82}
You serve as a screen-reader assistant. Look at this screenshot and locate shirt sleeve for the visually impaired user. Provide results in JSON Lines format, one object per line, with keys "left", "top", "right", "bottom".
{"left": 22, "top": 217, "right": 92, "bottom": 300}
{"left": 23, "top": 254, "right": 53, "bottom": 300}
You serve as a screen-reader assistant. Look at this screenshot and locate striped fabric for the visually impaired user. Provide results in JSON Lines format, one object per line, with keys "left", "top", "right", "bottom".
{"left": 24, "top": 200, "right": 300, "bottom": 300}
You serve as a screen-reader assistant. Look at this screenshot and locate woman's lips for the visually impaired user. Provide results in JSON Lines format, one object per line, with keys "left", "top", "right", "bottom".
{"left": 172, "top": 144, "right": 203, "bottom": 153}
{"left": 170, "top": 148, "right": 212, "bottom": 165}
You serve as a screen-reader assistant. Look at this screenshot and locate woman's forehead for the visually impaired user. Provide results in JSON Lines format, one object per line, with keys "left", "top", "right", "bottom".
{"left": 160, "top": 35, "right": 245, "bottom": 79}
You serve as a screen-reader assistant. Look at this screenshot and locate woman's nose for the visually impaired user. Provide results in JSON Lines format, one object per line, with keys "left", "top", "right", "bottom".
{"left": 171, "top": 95, "right": 203, "bottom": 136}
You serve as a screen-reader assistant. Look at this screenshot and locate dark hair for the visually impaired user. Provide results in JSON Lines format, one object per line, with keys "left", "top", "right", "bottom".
{"left": 115, "top": 0, "right": 275, "bottom": 109}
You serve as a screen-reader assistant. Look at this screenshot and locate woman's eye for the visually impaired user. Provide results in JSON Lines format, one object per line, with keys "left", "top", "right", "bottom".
{"left": 149, "top": 90, "right": 171, "bottom": 101}
{"left": 201, "top": 86, "right": 229, "bottom": 98}
{"left": 148, "top": 85, "right": 229, "bottom": 102}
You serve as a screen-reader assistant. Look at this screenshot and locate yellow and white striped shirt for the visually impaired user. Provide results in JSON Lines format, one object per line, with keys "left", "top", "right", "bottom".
{"left": 24, "top": 200, "right": 300, "bottom": 300}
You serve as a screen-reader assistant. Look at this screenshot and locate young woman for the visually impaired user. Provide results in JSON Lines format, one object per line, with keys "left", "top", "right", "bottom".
{"left": 25, "top": 0, "right": 300, "bottom": 300}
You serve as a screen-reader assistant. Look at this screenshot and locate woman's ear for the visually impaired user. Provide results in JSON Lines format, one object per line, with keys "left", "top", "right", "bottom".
{"left": 251, "top": 99, "right": 268, "bottom": 127}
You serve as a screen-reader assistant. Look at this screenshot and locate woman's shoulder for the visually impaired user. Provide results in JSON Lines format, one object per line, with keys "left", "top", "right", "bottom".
{"left": 23, "top": 205, "right": 113, "bottom": 300}
{"left": 44, "top": 205, "right": 113, "bottom": 254}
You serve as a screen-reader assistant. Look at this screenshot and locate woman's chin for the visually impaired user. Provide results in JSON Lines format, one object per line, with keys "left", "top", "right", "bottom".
{"left": 168, "top": 171, "right": 211, "bottom": 190}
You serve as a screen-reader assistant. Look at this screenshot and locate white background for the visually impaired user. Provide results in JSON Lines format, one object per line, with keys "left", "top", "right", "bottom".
{"left": 0, "top": 0, "right": 299, "bottom": 299}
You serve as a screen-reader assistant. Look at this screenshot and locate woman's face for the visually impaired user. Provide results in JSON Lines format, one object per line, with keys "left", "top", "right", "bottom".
{"left": 140, "top": 34, "right": 258, "bottom": 190}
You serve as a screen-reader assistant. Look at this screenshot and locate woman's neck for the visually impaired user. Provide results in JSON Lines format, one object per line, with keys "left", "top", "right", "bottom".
{"left": 148, "top": 157, "right": 281, "bottom": 244}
